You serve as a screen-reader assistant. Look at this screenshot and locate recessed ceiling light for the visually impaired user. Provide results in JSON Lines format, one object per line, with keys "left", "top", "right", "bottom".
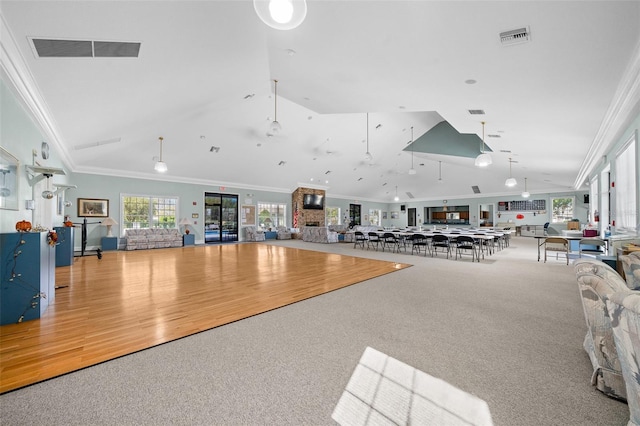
{"left": 286, "top": 49, "right": 296, "bottom": 56}
{"left": 278, "top": 161, "right": 286, "bottom": 166}
{"left": 243, "top": 94, "right": 254, "bottom": 99}
{"left": 399, "top": 106, "right": 406, "bottom": 109}
{"left": 375, "top": 124, "right": 382, "bottom": 129}
{"left": 308, "top": 116, "right": 313, "bottom": 120}
{"left": 468, "top": 109, "right": 485, "bottom": 115}
{"left": 465, "top": 79, "right": 477, "bottom": 85}
{"left": 357, "top": 177, "right": 363, "bottom": 181}
{"left": 209, "top": 146, "right": 220, "bottom": 153}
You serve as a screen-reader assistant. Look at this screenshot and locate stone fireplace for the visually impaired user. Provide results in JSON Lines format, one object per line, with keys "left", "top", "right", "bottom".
{"left": 292, "top": 187, "right": 326, "bottom": 228}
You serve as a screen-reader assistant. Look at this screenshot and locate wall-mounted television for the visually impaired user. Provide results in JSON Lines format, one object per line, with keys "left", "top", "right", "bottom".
{"left": 303, "top": 194, "right": 324, "bottom": 210}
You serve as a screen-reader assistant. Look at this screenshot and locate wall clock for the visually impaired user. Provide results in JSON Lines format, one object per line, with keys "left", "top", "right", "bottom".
{"left": 41, "top": 141, "right": 50, "bottom": 160}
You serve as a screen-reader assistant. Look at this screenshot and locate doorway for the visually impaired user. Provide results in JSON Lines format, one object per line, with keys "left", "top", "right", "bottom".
{"left": 204, "top": 193, "right": 238, "bottom": 243}
{"left": 349, "top": 204, "right": 361, "bottom": 227}
{"left": 408, "top": 208, "right": 416, "bottom": 227}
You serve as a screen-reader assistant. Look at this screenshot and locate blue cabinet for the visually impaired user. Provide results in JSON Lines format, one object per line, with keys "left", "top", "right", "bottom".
{"left": 264, "top": 231, "right": 277, "bottom": 240}
{"left": 1, "top": 232, "right": 55, "bottom": 325}
{"left": 54, "top": 226, "right": 74, "bottom": 266}
{"left": 101, "top": 236, "right": 118, "bottom": 251}
{"left": 183, "top": 234, "right": 195, "bottom": 246}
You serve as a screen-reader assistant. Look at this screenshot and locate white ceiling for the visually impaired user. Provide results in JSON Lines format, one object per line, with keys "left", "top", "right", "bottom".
{"left": 1, "top": 1, "right": 639, "bottom": 202}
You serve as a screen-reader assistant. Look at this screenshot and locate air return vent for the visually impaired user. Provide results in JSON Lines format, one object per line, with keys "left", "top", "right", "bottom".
{"left": 32, "top": 38, "right": 140, "bottom": 58}
{"left": 468, "top": 109, "right": 485, "bottom": 115}
{"left": 500, "top": 27, "right": 530, "bottom": 46}
{"left": 472, "top": 186, "right": 481, "bottom": 194}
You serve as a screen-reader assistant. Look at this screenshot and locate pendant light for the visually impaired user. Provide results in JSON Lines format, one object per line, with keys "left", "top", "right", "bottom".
{"left": 408, "top": 126, "right": 416, "bottom": 175}
{"left": 364, "top": 113, "right": 373, "bottom": 162}
{"left": 254, "top": 0, "right": 307, "bottom": 30}
{"left": 438, "top": 161, "right": 443, "bottom": 183}
{"left": 154, "top": 137, "right": 168, "bottom": 173}
{"left": 270, "top": 79, "right": 281, "bottom": 134}
{"left": 522, "top": 177, "right": 530, "bottom": 198}
{"left": 394, "top": 185, "right": 399, "bottom": 202}
{"left": 505, "top": 158, "right": 517, "bottom": 187}
{"left": 41, "top": 173, "right": 54, "bottom": 199}
{"left": 474, "top": 121, "right": 492, "bottom": 167}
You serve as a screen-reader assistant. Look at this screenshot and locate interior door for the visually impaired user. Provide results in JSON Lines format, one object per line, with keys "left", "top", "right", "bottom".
{"left": 408, "top": 208, "right": 416, "bottom": 226}
{"left": 349, "top": 204, "right": 361, "bottom": 226}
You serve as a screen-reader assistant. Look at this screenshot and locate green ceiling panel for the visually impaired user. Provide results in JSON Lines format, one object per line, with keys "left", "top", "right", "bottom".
{"left": 404, "top": 121, "right": 492, "bottom": 158}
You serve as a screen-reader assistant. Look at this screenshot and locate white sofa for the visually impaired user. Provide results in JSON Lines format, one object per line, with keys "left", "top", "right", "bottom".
{"left": 125, "top": 228, "right": 183, "bottom": 250}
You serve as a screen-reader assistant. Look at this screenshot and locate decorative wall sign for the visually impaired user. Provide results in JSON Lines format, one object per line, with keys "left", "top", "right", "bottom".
{"left": 77, "top": 198, "right": 109, "bottom": 217}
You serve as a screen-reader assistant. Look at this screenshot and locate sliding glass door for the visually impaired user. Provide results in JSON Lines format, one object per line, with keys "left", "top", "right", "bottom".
{"left": 204, "top": 193, "right": 238, "bottom": 243}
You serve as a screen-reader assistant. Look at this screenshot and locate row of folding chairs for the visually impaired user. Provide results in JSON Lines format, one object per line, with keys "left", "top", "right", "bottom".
{"left": 353, "top": 231, "right": 502, "bottom": 262}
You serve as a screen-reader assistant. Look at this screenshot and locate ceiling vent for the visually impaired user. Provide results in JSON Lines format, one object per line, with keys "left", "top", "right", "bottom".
{"left": 468, "top": 109, "right": 485, "bottom": 115}
{"left": 500, "top": 27, "right": 530, "bottom": 46}
{"left": 406, "top": 192, "right": 415, "bottom": 199}
{"left": 32, "top": 38, "right": 141, "bottom": 58}
{"left": 472, "top": 185, "right": 481, "bottom": 194}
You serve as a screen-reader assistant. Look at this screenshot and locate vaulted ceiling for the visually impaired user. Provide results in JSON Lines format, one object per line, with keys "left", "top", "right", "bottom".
{"left": 1, "top": 1, "right": 639, "bottom": 202}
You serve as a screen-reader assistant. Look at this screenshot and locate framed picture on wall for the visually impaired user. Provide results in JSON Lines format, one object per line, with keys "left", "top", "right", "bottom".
{"left": 391, "top": 211, "right": 399, "bottom": 219}
{"left": 77, "top": 198, "right": 109, "bottom": 217}
{"left": 382, "top": 212, "right": 388, "bottom": 219}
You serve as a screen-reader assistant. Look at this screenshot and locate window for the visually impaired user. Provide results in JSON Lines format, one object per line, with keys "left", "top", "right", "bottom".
{"left": 589, "top": 175, "right": 598, "bottom": 224}
{"left": 257, "top": 202, "right": 286, "bottom": 229}
{"left": 326, "top": 207, "right": 340, "bottom": 225}
{"left": 368, "top": 209, "right": 381, "bottom": 226}
{"left": 551, "top": 197, "right": 574, "bottom": 223}
{"left": 615, "top": 135, "right": 637, "bottom": 232}
{"left": 122, "top": 195, "right": 178, "bottom": 233}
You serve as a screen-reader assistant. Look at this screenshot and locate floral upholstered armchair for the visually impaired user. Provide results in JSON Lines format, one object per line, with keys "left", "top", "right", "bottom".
{"left": 574, "top": 259, "right": 629, "bottom": 401}
{"left": 276, "top": 226, "right": 292, "bottom": 240}
{"left": 620, "top": 251, "right": 640, "bottom": 290}
{"left": 245, "top": 226, "right": 265, "bottom": 242}
{"left": 606, "top": 292, "right": 640, "bottom": 426}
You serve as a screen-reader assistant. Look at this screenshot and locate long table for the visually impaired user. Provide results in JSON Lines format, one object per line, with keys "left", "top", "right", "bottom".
{"left": 356, "top": 229, "right": 510, "bottom": 260}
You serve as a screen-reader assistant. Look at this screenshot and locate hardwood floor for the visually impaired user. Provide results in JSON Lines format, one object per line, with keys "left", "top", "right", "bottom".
{"left": 0, "top": 243, "right": 409, "bottom": 394}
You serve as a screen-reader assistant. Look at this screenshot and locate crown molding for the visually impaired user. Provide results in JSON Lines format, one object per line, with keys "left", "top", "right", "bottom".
{"left": 574, "top": 38, "right": 640, "bottom": 188}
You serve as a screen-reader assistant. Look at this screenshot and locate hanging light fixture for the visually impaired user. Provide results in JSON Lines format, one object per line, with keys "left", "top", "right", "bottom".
{"left": 269, "top": 79, "right": 281, "bottom": 134}
{"left": 408, "top": 126, "right": 416, "bottom": 175}
{"left": 438, "top": 161, "right": 443, "bottom": 183}
{"left": 41, "top": 173, "right": 54, "bottom": 199}
{"left": 522, "top": 177, "right": 530, "bottom": 198}
{"left": 505, "top": 158, "right": 517, "bottom": 187}
{"left": 154, "top": 137, "right": 168, "bottom": 173}
{"left": 364, "top": 113, "right": 373, "bottom": 162}
{"left": 253, "top": 0, "right": 307, "bottom": 30}
{"left": 394, "top": 185, "right": 399, "bottom": 202}
{"left": 474, "top": 121, "right": 492, "bottom": 167}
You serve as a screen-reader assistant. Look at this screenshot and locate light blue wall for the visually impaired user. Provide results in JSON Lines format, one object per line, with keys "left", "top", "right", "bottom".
{"left": 0, "top": 80, "right": 72, "bottom": 232}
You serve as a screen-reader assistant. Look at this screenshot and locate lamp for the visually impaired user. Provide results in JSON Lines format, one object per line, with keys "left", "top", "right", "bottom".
{"left": 254, "top": 0, "right": 307, "bottom": 30}
{"left": 394, "top": 185, "right": 399, "bottom": 202}
{"left": 438, "top": 161, "right": 443, "bottom": 183}
{"left": 408, "top": 126, "right": 416, "bottom": 175}
{"left": 474, "top": 121, "right": 492, "bottom": 167}
{"left": 179, "top": 217, "right": 193, "bottom": 234}
{"left": 154, "top": 137, "right": 168, "bottom": 173}
{"left": 364, "top": 113, "right": 373, "bottom": 162}
{"left": 522, "top": 177, "right": 530, "bottom": 198}
{"left": 101, "top": 217, "right": 118, "bottom": 237}
{"left": 505, "top": 158, "right": 517, "bottom": 187}
{"left": 269, "top": 79, "right": 281, "bottom": 134}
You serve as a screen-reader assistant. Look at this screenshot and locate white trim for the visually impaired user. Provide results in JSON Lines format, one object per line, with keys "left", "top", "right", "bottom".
{"left": 575, "top": 38, "right": 640, "bottom": 189}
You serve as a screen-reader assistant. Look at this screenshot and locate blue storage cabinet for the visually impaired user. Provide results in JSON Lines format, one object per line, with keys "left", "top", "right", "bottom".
{"left": 1, "top": 232, "right": 55, "bottom": 325}
{"left": 183, "top": 234, "right": 195, "bottom": 246}
{"left": 101, "top": 236, "right": 118, "bottom": 251}
{"left": 54, "top": 226, "right": 74, "bottom": 266}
